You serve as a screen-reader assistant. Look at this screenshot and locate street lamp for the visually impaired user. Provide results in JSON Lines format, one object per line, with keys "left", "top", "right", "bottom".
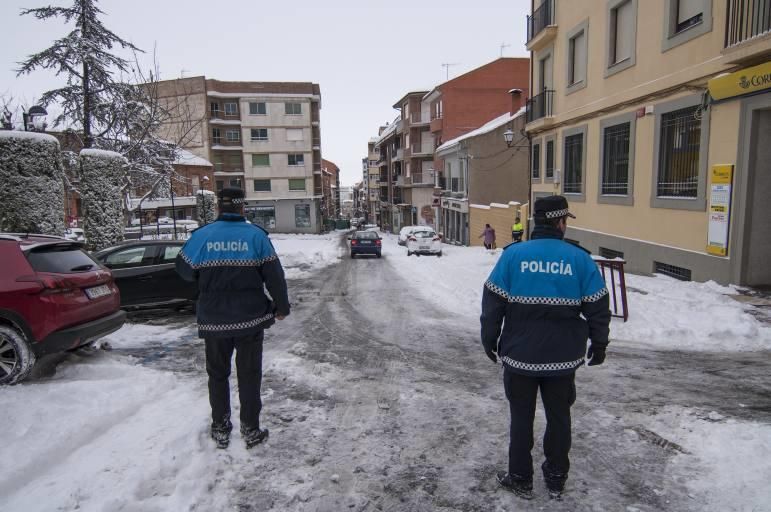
{"left": 503, "top": 129, "right": 515, "bottom": 147}
{"left": 23, "top": 105, "right": 48, "bottom": 131}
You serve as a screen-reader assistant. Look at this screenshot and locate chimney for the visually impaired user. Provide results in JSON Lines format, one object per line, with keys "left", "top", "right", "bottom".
{"left": 509, "top": 88, "right": 524, "bottom": 115}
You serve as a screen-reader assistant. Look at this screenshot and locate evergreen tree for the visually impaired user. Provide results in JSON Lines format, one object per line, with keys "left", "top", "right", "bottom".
{"left": 16, "top": 0, "right": 141, "bottom": 148}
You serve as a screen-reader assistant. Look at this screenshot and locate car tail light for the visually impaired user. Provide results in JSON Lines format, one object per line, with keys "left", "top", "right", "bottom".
{"left": 16, "top": 275, "right": 76, "bottom": 295}
{"left": 351, "top": 240, "right": 357, "bottom": 245}
{"left": 376, "top": 239, "right": 381, "bottom": 246}
{"left": 432, "top": 237, "right": 441, "bottom": 241}
{"left": 408, "top": 236, "right": 417, "bottom": 242}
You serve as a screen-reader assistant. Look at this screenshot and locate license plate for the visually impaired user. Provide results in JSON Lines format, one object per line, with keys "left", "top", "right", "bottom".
{"left": 420, "top": 245, "right": 430, "bottom": 250}
{"left": 85, "top": 284, "right": 112, "bottom": 299}
{"left": 361, "top": 241, "right": 371, "bottom": 244}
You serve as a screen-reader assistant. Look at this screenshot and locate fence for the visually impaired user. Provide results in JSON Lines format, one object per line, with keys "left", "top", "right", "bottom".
{"left": 594, "top": 257, "right": 629, "bottom": 322}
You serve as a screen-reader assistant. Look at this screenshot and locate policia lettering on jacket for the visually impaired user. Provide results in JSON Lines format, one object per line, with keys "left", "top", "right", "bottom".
{"left": 480, "top": 195, "right": 611, "bottom": 500}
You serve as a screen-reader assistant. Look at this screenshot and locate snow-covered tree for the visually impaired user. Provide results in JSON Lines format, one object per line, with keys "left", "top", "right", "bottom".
{"left": 16, "top": 0, "right": 141, "bottom": 148}
{"left": 80, "top": 149, "right": 125, "bottom": 250}
{"left": 0, "top": 131, "right": 65, "bottom": 235}
{"left": 196, "top": 190, "right": 216, "bottom": 225}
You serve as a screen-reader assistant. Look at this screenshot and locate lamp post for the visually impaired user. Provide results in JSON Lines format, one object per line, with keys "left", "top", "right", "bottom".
{"left": 503, "top": 129, "right": 515, "bottom": 147}
{"left": 23, "top": 105, "right": 48, "bottom": 131}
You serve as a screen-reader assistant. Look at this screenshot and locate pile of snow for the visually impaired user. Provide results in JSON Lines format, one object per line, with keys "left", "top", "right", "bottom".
{"left": 0, "top": 130, "right": 65, "bottom": 235}
{"left": 381, "top": 234, "right": 771, "bottom": 352}
{"left": 271, "top": 233, "right": 343, "bottom": 279}
{"left": 80, "top": 149, "right": 126, "bottom": 251}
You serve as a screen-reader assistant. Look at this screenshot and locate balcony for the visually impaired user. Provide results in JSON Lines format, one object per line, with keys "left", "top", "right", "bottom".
{"left": 723, "top": 0, "right": 771, "bottom": 62}
{"left": 209, "top": 110, "right": 241, "bottom": 123}
{"left": 392, "top": 148, "right": 404, "bottom": 161}
{"left": 410, "top": 112, "right": 430, "bottom": 126}
{"left": 430, "top": 116, "right": 443, "bottom": 133}
{"left": 526, "top": 0, "right": 557, "bottom": 52}
{"left": 410, "top": 142, "right": 433, "bottom": 157}
{"left": 526, "top": 90, "right": 555, "bottom": 126}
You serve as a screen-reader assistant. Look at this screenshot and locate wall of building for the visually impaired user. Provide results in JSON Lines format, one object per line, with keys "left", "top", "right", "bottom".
{"left": 470, "top": 203, "right": 529, "bottom": 248}
{"left": 155, "top": 76, "right": 209, "bottom": 157}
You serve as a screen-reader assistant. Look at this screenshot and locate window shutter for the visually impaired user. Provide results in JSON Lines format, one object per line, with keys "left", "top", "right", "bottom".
{"left": 615, "top": 1, "right": 634, "bottom": 62}
{"left": 677, "top": 0, "right": 702, "bottom": 24}
{"left": 573, "top": 32, "right": 586, "bottom": 83}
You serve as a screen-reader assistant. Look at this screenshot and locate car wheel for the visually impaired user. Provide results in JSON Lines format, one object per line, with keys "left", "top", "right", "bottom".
{"left": 437, "top": 251, "right": 443, "bottom": 257}
{"left": 0, "top": 325, "right": 36, "bottom": 385}
{"left": 350, "top": 252, "right": 355, "bottom": 259}
{"left": 407, "top": 251, "right": 412, "bottom": 256}
{"left": 377, "top": 252, "right": 382, "bottom": 258}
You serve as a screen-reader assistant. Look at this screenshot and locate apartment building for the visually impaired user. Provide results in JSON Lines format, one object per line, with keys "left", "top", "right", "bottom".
{"left": 365, "top": 138, "right": 381, "bottom": 224}
{"left": 156, "top": 77, "right": 323, "bottom": 233}
{"left": 322, "top": 158, "right": 340, "bottom": 218}
{"left": 525, "top": 0, "right": 770, "bottom": 285}
{"left": 374, "top": 119, "right": 404, "bottom": 231}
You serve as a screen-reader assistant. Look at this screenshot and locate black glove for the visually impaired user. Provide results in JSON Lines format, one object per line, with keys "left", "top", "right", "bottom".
{"left": 484, "top": 347, "right": 498, "bottom": 364}
{"left": 587, "top": 345, "right": 606, "bottom": 366}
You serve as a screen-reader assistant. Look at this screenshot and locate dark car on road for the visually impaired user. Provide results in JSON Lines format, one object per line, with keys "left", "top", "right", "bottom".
{"left": 348, "top": 231, "right": 382, "bottom": 259}
{"left": 93, "top": 240, "right": 197, "bottom": 309}
{"left": 0, "top": 233, "right": 126, "bottom": 384}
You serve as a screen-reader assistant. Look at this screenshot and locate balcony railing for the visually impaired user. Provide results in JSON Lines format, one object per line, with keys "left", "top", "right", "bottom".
{"left": 526, "top": 90, "right": 555, "bottom": 123}
{"left": 209, "top": 110, "right": 240, "bottom": 120}
{"left": 411, "top": 143, "right": 433, "bottom": 156}
{"left": 527, "top": 0, "right": 554, "bottom": 43}
{"left": 725, "top": 0, "right": 771, "bottom": 47}
{"left": 410, "top": 112, "right": 429, "bottom": 125}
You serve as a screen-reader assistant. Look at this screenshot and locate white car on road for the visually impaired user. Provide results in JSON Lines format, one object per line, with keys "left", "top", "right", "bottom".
{"left": 398, "top": 225, "right": 426, "bottom": 246}
{"left": 406, "top": 228, "right": 442, "bottom": 257}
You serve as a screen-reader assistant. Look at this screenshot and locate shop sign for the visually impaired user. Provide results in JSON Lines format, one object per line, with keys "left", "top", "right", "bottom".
{"left": 708, "top": 61, "right": 771, "bottom": 101}
{"left": 706, "top": 165, "right": 733, "bottom": 257}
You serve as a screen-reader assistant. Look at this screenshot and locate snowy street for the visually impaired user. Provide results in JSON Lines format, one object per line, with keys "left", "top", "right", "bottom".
{"left": 2, "top": 232, "right": 771, "bottom": 511}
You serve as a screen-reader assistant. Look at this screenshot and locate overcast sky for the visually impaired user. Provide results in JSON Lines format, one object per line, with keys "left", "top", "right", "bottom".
{"left": 1, "top": 0, "right": 529, "bottom": 185}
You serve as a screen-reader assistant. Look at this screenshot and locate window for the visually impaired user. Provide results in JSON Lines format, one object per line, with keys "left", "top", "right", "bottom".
{"left": 662, "top": 0, "right": 712, "bottom": 51}
{"left": 252, "top": 153, "right": 270, "bottom": 166}
{"left": 285, "top": 102, "right": 302, "bottom": 115}
{"left": 563, "top": 131, "right": 584, "bottom": 195}
{"left": 545, "top": 139, "right": 555, "bottom": 179}
{"left": 532, "top": 143, "right": 541, "bottom": 179}
{"left": 295, "top": 205, "right": 311, "bottom": 228}
{"left": 216, "top": 180, "right": 224, "bottom": 192}
{"left": 602, "top": 123, "right": 631, "bottom": 195}
{"left": 27, "top": 246, "right": 99, "bottom": 273}
{"left": 162, "top": 245, "right": 182, "bottom": 262}
{"left": 253, "top": 179, "right": 271, "bottom": 192}
{"left": 566, "top": 20, "right": 588, "bottom": 93}
{"left": 229, "top": 178, "right": 242, "bottom": 188}
{"left": 250, "top": 128, "right": 268, "bottom": 141}
{"left": 288, "top": 154, "right": 305, "bottom": 166}
{"left": 249, "top": 102, "right": 266, "bottom": 115}
{"left": 657, "top": 106, "right": 701, "bottom": 198}
{"left": 210, "top": 102, "right": 220, "bottom": 115}
{"left": 286, "top": 129, "right": 303, "bottom": 142}
{"left": 104, "top": 246, "right": 152, "bottom": 269}
{"left": 607, "top": 0, "right": 637, "bottom": 76}
{"left": 212, "top": 128, "right": 221, "bottom": 144}
{"left": 228, "top": 154, "right": 242, "bottom": 168}
{"left": 288, "top": 179, "right": 306, "bottom": 191}
{"left": 226, "top": 129, "right": 240, "bottom": 142}
{"left": 676, "top": 0, "right": 703, "bottom": 32}
{"left": 224, "top": 102, "right": 238, "bottom": 116}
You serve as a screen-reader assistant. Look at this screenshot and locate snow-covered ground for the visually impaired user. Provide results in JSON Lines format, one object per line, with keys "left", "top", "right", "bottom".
{"left": 380, "top": 232, "right": 771, "bottom": 352}
{"left": 2, "top": 231, "right": 770, "bottom": 511}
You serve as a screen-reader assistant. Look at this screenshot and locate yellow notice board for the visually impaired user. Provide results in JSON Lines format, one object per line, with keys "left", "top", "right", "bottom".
{"left": 708, "top": 61, "right": 771, "bottom": 101}
{"left": 707, "top": 165, "right": 734, "bottom": 256}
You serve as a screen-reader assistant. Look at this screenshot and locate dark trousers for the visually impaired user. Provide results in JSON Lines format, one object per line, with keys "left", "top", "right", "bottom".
{"left": 503, "top": 370, "right": 576, "bottom": 483}
{"left": 204, "top": 331, "right": 264, "bottom": 430}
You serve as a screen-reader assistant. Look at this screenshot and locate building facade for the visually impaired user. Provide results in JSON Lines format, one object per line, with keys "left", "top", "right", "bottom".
{"left": 525, "top": 0, "right": 770, "bottom": 285}
{"left": 156, "top": 77, "right": 323, "bottom": 233}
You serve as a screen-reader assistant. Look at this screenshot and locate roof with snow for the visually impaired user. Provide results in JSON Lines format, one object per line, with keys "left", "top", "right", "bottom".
{"left": 0, "top": 130, "right": 60, "bottom": 145}
{"left": 435, "top": 107, "right": 526, "bottom": 153}
{"left": 374, "top": 118, "right": 401, "bottom": 146}
{"left": 175, "top": 148, "right": 212, "bottom": 167}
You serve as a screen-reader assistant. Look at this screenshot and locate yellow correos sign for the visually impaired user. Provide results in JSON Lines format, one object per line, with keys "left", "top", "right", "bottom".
{"left": 708, "top": 61, "right": 771, "bottom": 101}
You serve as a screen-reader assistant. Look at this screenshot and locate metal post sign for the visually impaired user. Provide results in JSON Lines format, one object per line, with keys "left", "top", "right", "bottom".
{"left": 707, "top": 165, "right": 734, "bottom": 256}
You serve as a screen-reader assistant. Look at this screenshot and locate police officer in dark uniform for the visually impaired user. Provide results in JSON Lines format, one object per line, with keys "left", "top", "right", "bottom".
{"left": 176, "top": 188, "right": 290, "bottom": 449}
{"left": 480, "top": 195, "right": 610, "bottom": 500}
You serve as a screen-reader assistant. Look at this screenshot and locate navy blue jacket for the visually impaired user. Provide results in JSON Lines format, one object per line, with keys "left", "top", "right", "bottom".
{"left": 175, "top": 214, "right": 290, "bottom": 339}
{"left": 480, "top": 225, "right": 611, "bottom": 376}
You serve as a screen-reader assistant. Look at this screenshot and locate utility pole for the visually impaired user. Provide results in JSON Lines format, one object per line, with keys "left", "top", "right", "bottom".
{"left": 441, "top": 63, "right": 459, "bottom": 81}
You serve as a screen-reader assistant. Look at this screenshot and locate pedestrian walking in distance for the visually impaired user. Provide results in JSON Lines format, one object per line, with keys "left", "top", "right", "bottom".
{"left": 176, "top": 188, "right": 290, "bottom": 450}
{"left": 480, "top": 195, "right": 610, "bottom": 500}
{"left": 511, "top": 217, "right": 524, "bottom": 242}
{"left": 479, "top": 223, "right": 496, "bottom": 250}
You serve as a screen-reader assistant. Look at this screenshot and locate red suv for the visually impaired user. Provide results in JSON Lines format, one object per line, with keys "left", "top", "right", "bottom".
{"left": 0, "top": 234, "right": 126, "bottom": 384}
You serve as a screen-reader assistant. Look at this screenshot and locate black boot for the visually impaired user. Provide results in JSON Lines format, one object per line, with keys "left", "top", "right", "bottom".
{"left": 241, "top": 426, "right": 269, "bottom": 449}
{"left": 496, "top": 472, "right": 534, "bottom": 500}
{"left": 211, "top": 419, "right": 233, "bottom": 449}
{"left": 542, "top": 461, "right": 567, "bottom": 500}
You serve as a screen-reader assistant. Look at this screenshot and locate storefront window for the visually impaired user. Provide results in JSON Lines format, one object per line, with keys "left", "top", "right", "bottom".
{"left": 245, "top": 206, "right": 276, "bottom": 230}
{"left": 295, "top": 204, "right": 311, "bottom": 228}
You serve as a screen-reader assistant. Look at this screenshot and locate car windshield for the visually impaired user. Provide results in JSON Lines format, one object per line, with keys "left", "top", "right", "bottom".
{"left": 355, "top": 231, "right": 378, "bottom": 239}
{"left": 413, "top": 230, "right": 436, "bottom": 239}
{"left": 26, "top": 244, "right": 99, "bottom": 273}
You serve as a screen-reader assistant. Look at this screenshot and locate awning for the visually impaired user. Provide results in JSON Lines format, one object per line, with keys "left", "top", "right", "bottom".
{"left": 708, "top": 61, "right": 771, "bottom": 101}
